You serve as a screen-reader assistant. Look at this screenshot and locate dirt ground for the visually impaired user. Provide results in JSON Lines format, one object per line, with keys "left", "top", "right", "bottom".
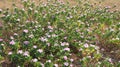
{"left": 0, "top": 0, "right": 120, "bottom": 10}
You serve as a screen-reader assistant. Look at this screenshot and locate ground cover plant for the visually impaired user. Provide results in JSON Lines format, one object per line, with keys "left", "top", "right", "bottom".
{"left": 0, "top": 0, "right": 120, "bottom": 67}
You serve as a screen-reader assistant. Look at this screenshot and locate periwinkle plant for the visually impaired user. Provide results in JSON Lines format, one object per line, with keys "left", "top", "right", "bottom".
{"left": 0, "top": 0, "right": 120, "bottom": 67}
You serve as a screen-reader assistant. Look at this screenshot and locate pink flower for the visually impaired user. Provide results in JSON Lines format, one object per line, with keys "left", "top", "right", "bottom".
{"left": 49, "top": 30, "right": 53, "bottom": 32}
{"left": 84, "top": 43, "right": 89, "bottom": 48}
{"left": 64, "top": 47, "right": 70, "bottom": 51}
{"left": 64, "top": 62, "right": 69, "bottom": 66}
{"left": 79, "top": 48, "right": 83, "bottom": 51}
{"left": 9, "top": 40, "right": 15, "bottom": 45}
{"left": 23, "top": 41, "right": 30, "bottom": 45}
{"left": 64, "top": 37, "right": 67, "bottom": 39}
{"left": 70, "top": 64, "right": 73, "bottom": 67}
{"left": 61, "top": 42, "right": 69, "bottom": 46}
{"left": 48, "top": 26, "right": 53, "bottom": 29}
{"left": 23, "top": 51, "right": 29, "bottom": 56}
{"left": 40, "top": 37, "right": 48, "bottom": 42}
{"left": 47, "top": 35, "right": 51, "bottom": 38}
{"left": 63, "top": 56, "right": 67, "bottom": 60}
{"left": 108, "top": 58, "right": 112, "bottom": 63}
{"left": 61, "top": 42, "right": 65, "bottom": 46}
{"left": 0, "top": 38, "right": 3, "bottom": 42}
{"left": 47, "top": 43, "right": 50, "bottom": 46}
{"left": 41, "top": 63, "right": 44, "bottom": 67}
{"left": 23, "top": 29, "right": 28, "bottom": 33}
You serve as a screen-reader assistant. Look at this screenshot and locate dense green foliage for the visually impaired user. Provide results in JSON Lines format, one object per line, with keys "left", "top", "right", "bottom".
{"left": 0, "top": 0, "right": 120, "bottom": 67}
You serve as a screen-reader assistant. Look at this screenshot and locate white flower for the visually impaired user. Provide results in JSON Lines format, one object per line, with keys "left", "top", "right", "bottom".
{"left": 40, "top": 37, "right": 48, "bottom": 42}
{"left": 29, "top": 7, "right": 33, "bottom": 10}
{"left": 22, "top": 8, "right": 25, "bottom": 11}
{"left": 66, "top": 43, "right": 69, "bottom": 46}
{"left": 10, "top": 36, "right": 14, "bottom": 39}
{"left": 32, "top": 58, "right": 38, "bottom": 62}
{"left": 42, "top": 28, "right": 44, "bottom": 31}
{"left": 14, "top": 33, "right": 18, "bottom": 36}
{"left": 54, "top": 64, "right": 58, "bottom": 67}
{"left": 54, "top": 43, "right": 58, "bottom": 46}
{"left": 98, "top": 62, "right": 101, "bottom": 64}
{"left": 35, "top": 26, "right": 38, "bottom": 28}
{"left": 23, "top": 0, "right": 27, "bottom": 2}
{"left": 8, "top": 52, "right": 13, "bottom": 55}
{"left": 29, "top": 34, "right": 34, "bottom": 38}
{"left": 33, "top": 45, "right": 37, "bottom": 48}
{"left": 61, "top": 42, "right": 69, "bottom": 46}
{"left": 37, "top": 49, "right": 43, "bottom": 53}
{"left": 1, "top": 44, "right": 4, "bottom": 46}
{"left": 17, "top": 66, "right": 20, "bottom": 67}
{"left": 17, "top": 19, "right": 20, "bottom": 22}
{"left": 40, "top": 37, "right": 44, "bottom": 41}
{"left": 116, "top": 38, "right": 119, "bottom": 40}
{"left": 47, "top": 60, "right": 51, "bottom": 63}
{"left": 0, "top": 9, "right": 2, "bottom": 12}
{"left": 70, "top": 59, "right": 74, "bottom": 62}
{"left": 52, "top": 34, "right": 57, "bottom": 37}
{"left": 35, "top": 10, "right": 38, "bottom": 13}
{"left": 17, "top": 50, "right": 23, "bottom": 54}
{"left": 48, "top": 22, "right": 50, "bottom": 24}
{"left": 38, "top": 25, "right": 41, "bottom": 27}
{"left": 110, "top": 29, "right": 114, "bottom": 32}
